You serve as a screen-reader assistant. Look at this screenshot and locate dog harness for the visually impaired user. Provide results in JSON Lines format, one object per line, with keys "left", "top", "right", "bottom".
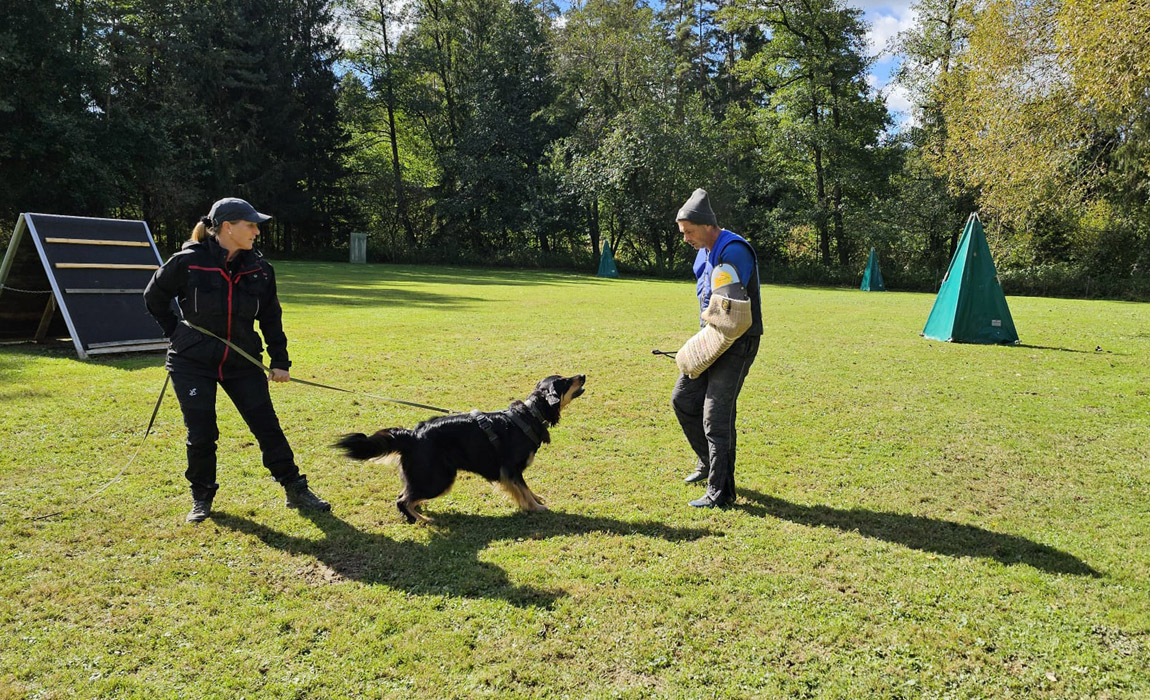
{"left": 507, "top": 409, "right": 543, "bottom": 446}
{"left": 470, "top": 400, "right": 550, "bottom": 452}
{"left": 470, "top": 410, "right": 503, "bottom": 449}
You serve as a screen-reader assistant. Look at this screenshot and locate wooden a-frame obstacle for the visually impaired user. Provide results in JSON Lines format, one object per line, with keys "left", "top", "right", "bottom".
{"left": 0, "top": 213, "right": 168, "bottom": 358}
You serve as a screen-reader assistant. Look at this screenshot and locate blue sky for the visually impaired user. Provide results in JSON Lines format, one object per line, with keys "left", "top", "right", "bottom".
{"left": 854, "top": 0, "right": 917, "bottom": 129}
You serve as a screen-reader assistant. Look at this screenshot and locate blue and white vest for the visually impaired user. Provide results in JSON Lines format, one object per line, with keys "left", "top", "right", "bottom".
{"left": 692, "top": 229, "right": 763, "bottom": 335}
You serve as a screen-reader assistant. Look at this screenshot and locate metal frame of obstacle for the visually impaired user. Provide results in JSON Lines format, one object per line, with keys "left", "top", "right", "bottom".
{"left": 0, "top": 213, "right": 168, "bottom": 358}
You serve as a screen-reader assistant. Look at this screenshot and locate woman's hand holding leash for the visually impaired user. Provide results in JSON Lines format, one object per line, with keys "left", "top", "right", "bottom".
{"left": 269, "top": 368, "right": 290, "bottom": 383}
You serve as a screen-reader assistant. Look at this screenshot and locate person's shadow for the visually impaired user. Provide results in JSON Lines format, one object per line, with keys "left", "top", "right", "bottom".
{"left": 738, "top": 489, "right": 1100, "bottom": 577}
{"left": 213, "top": 509, "right": 716, "bottom": 608}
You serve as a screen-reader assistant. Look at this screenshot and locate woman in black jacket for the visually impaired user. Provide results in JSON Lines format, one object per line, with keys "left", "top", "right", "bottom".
{"left": 144, "top": 197, "right": 331, "bottom": 523}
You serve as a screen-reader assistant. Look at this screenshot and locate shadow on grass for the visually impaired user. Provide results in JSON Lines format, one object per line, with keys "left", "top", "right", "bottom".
{"left": 738, "top": 489, "right": 1101, "bottom": 577}
{"left": 1016, "top": 343, "right": 1111, "bottom": 355}
{"left": 279, "top": 284, "right": 490, "bottom": 309}
{"left": 0, "top": 343, "right": 165, "bottom": 372}
{"left": 381, "top": 265, "right": 605, "bottom": 287}
{"left": 277, "top": 265, "right": 620, "bottom": 308}
{"left": 277, "top": 263, "right": 609, "bottom": 289}
{"left": 212, "top": 509, "right": 715, "bottom": 608}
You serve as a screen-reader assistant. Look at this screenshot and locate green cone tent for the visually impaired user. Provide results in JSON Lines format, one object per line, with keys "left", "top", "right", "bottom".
{"left": 860, "top": 247, "right": 885, "bottom": 291}
{"left": 597, "top": 240, "right": 619, "bottom": 278}
{"left": 922, "top": 213, "right": 1018, "bottom": 344}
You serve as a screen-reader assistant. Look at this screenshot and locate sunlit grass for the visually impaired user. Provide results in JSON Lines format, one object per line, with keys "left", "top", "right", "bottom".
{"left": 1, "top": 262, "right": 1147, "bottom": 698}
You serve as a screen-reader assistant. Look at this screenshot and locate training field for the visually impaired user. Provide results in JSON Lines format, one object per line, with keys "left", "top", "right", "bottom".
{"left": 1, "top": 263, "right": 1147, "bottom": 698}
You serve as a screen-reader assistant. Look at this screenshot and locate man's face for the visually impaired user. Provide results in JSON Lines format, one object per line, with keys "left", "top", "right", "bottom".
{"left": 679, "top": 221, "right": 716, "bottom": 250}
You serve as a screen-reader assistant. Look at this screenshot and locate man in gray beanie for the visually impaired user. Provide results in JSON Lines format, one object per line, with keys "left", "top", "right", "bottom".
{"left": 671, "top": 188, "right": 763, "bottom": 507}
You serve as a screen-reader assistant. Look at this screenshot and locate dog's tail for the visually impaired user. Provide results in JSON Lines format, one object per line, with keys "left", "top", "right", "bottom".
{"left": 334, "top": 429, "right": 412, "bottom": 461}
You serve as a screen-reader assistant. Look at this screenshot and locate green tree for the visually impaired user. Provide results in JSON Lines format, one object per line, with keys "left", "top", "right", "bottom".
{"left": 0, "top": 0, "right": 119, "bottom": 224}
{"left": 888, "top": 0, "right": 978, "bottom": 268}
{"left": 727, "top": 0, "right": 889, "bottom": 267}
{"left": 552, "top": 0, "right": 668, "bottom": 265}
{"left": 937, "top": 0, "right": 1149, "bottom": 278}
{"left": 342, "top": 0, "right": 420, "bottom": 247}
{"left": 555, "top": 0, "right": 738, "bottom": 272}
{"left": 448, "top": 0, "right": 565, "bottom": 257}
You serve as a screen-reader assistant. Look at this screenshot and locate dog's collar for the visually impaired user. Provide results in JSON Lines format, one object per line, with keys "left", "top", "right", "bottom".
{"left": 508, "top": 406, "right": 545, "bottom": 447}
{"left": 524, "top": 397, "right": 551, "bottom": 427}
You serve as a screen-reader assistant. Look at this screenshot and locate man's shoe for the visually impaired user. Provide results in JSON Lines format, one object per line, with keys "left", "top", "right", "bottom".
{"left": 186, "top": 499, "right": 212, "bottom": 523}
{"left": 683, "top": 468, "right": 709, "bottom": 484}
{"left": 284, "top": 476, "right": 331, "bottom": 512}
{"left": 684, "top": 458, "right": 709, "bottom": 483}
{"left": 688, "top": 495, "right": 729, "bottom": 508}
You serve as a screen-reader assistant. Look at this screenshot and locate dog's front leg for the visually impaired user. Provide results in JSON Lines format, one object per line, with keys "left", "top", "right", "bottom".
{"left": 521, "top": 481, "right": 546, "bottom": 508}
{"left": 519, "top": 453, "right": 547, "bottom": 510}
{"left": 515, "top": 476, "right": 547, "bottom": 512}
{"left": 499, "top": 472, "right": 547, "bottom": 512}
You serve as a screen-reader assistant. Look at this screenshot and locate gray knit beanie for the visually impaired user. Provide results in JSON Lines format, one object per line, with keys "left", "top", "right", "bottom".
{"left": 676, "top": 188, "right": 718, "bottom": 226}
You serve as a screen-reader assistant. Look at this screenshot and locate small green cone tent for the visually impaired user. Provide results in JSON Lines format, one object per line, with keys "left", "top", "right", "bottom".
{"left": 922, "top": 213, "right": 1018, "bottom": 344}
{"left": 597, "top": 240, "right": 619, "bottom": 278}
{"left": 860, "top": 247, "right": 885, "bottom": 291}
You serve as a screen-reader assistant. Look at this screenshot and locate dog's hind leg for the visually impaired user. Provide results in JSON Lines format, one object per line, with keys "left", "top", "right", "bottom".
{"left": 395, "top": 498, "right": 417, "bottom": 523}
{"left": 396, "top": 484, "right": 433, "bottom": 524}
{"left": 396, "top": 496, "right": 433, "bottom": 524}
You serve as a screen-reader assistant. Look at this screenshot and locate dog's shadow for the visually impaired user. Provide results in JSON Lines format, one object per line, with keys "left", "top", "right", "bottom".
{"left": 738, "top": 489, "right": 1101, "bottom": 577}
{"left": 213, "top": 509, "right": 715, "bottom": 608}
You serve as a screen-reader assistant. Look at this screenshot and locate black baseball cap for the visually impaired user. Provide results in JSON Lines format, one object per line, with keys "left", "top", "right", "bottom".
{"left": 208, "top": 197, "right": 272, "bottom": 226}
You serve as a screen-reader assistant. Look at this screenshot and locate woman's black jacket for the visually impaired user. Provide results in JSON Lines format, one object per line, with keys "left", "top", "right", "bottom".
{"left": 143, "top": 236, "right": 290, "bottom": 379}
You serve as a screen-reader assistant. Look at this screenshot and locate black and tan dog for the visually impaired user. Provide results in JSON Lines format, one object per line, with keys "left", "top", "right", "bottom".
{"left": 335, "top": 374, "right": 586, "bottom": 523}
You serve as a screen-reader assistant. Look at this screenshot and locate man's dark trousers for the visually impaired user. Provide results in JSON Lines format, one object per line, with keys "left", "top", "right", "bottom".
{"left": 169, "top": 371, "right": 299, "bottom": 501}
{"left": 671, "top": 335, "right": 760, "bottom": 504}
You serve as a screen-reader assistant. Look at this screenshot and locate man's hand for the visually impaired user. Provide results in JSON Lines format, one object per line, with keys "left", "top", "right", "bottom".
{"left": 269, "top": 368, "right": 290, "bottom": 383}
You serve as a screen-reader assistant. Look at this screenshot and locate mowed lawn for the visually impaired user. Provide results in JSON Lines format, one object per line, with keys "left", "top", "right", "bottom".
{"left": 1, "top": 262, "right": 1147, "bottom": 699}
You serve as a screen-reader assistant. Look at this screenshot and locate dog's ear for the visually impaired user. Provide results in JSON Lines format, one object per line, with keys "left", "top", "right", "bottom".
{"left": 544, "top": 379, "right": 564, "bottom": 408}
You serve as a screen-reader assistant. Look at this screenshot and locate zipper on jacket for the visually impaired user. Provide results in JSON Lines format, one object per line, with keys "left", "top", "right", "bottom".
{"left": 219, "top": 273, "right": 233, "bottom": 381}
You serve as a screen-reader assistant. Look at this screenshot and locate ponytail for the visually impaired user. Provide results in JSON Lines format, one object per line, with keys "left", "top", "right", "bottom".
{"left": 189, "top": 216, "right": 215, "bottom": 243}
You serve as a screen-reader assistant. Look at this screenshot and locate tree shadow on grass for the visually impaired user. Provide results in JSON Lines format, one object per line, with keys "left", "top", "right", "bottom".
{"left": 277, "top": 263, "right": 610, "bottom": 289}
{"left": 380, "top": 265, "right": 608, "bottom": 287}
{"left": 1015, "top": 343, "right": 1115, "bottom": 355}
{"left": 0, "top": 342, "right": 166, "bottom": 372}
{"left": 213, "top": 509, "right": 715, "bottom": 608}
{"left": 738, "top": 489, "right": 1101, "bottom": 577}
{"left": 279, "top": 284, "right": 490, "bottom": 309}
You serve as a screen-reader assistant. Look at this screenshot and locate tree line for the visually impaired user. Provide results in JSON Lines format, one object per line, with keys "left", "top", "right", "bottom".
{"left": 2, "top": 0, "right": 1146, "bottom": 297}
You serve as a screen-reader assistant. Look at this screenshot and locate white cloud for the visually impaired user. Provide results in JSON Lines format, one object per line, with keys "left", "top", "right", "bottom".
{"left": 847, "top": 1, "right": 921, "bottom": 130}
{"left": 865, "top": 9, "right": 918, "bottom": 57}
{"left": 882, "top": 82, "right": 919, "bottom": 129}
{"left": 848, "top": 0, "right": 915, "bottom": 15}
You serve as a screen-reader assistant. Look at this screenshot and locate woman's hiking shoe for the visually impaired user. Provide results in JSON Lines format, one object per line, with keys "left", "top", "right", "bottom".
{"left": 186, "top": 499, "right": 212, "bottom": 523}
{"left": 688, "top": 495, "right": 731, "bottom": 508}
{"left": 284, "top": 476, "right": 331, "bottom": 512}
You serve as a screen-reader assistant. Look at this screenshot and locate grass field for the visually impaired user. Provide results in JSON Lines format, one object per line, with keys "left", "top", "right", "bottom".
{"left": 1, "top": 262, "right": 1147, "bottom": 699}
